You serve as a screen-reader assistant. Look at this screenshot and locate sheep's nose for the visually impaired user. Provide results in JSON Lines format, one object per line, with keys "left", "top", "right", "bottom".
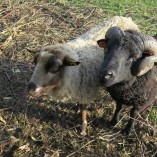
{"left": 104, "top": 70, "right": 113, "bottom": 80}
{"left": 99, "top": 69, "right": 114, "bottom": 84}
{"left": 28, "top": 81, "right": 37, "bottom": 92}
{"left": 100, "top": 70, "right": 114, "bottom": 85}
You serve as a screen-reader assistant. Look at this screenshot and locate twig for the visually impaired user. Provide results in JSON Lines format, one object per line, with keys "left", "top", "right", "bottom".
{"left": 134, "top": 129, "right": 145, "bottom": 157}
{"left": 97, "top": 131, "right": 121, "bottom": 142}
{"left": 84, "top": 8, "right": 96, "bottom": 19}
{"left": 67, "top": 140, "right": 95, "bottom": 157}
{"left": 0, "top": 8, "right": 16, "bottom": 22}
{"left": 41, "top": 7, "right": 76, "bottom": 28}
{"left": 0, "top": 107, "right": 12, "bottom": 112}
{"left": 152, "top": 150, "right": 157, "bottom": 157}
{"left": 131, "top": 116, "right": 156, "bottom": 131}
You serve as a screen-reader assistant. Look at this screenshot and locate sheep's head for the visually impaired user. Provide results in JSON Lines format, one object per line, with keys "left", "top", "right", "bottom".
{"left": 98, "top": 26, "right": 157, "bottom": 87}
{"left": 27, "top": 45, "right": 80, "bottom": 97}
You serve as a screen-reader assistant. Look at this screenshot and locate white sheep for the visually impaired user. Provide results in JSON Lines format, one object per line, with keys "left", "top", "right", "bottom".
{"left": 27, "top": 16, "right": 139, "bottom": 135}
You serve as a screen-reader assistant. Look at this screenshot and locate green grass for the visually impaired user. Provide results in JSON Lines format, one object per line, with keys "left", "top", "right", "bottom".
{"left": 63, "top": 0, "right": 157, "bottom": 34}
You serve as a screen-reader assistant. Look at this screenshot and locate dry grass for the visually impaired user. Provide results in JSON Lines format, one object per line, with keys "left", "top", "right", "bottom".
{"left": 0, "top": 0, "right": 157, "bottom": 156}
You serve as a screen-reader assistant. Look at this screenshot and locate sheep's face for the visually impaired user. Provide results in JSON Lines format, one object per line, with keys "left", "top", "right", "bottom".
{"left": 28, "top": 46, "right": 80, "bottom": 97}
{"left": 98, "top": 36, "right": 142, "bottom": 87}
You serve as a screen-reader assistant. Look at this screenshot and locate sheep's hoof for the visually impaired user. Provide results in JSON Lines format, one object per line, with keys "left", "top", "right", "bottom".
{"left": 80, "top": 131, "right": 87, "bottom": 136}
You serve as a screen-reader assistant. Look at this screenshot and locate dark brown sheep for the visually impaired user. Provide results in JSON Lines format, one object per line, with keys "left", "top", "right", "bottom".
{"left": 98, "top": 27, "right": 157, "bottom": 135}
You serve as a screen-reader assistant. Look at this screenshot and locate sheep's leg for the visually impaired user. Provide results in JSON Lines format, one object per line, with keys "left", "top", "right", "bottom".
{"left": 80, "top": 104, "right": 88, "bottom": 136}
{"left": 122, "top": 100, "right": 155, "bottom": 135}
{"left": 122, "top": 106, "right": 139, "bottom": 135}
{"left": 110, "top": 102, "right": 122, "bottom": 126}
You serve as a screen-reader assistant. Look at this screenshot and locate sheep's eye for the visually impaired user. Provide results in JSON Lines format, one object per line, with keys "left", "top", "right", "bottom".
{"left": 49, "top": 65, "right": 60, "bottom": 73}
{"left": 45, "top": 59, "right": 61, "bottom": 73}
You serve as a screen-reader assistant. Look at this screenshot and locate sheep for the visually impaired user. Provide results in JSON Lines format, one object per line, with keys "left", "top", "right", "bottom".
{"left": 27, "top": 16, "right": 139, "bottom": 136}
{"left": 98, "top": 26, "right": 157, "bottom": 135}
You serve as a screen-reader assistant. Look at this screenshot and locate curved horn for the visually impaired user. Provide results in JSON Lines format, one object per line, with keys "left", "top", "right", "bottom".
{"left": 105, "top": 26, "right": 125, "bottom": 40}
{"left": 132, "top": 34, "right": 157, "bottom": 76}
{"left": 132, "top": 56, "right": 157, "bottom": 76}
{"left": 142, "top": 35, "right": 157, "bottom": 54}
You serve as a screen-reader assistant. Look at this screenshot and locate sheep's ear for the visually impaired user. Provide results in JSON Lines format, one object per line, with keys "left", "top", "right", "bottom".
{"left": 63, "top": 55, "right": 80, "bottom": 66}
{"left": 97, "top": 39, "right": 107, "bottom": 48}
{"left": 26, "top": 48, "right": 41, "bottom": 56}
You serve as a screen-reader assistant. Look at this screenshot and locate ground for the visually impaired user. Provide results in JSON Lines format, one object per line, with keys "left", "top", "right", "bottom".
{"left": 0, "top": 0, "right": 157, "bottom": 157}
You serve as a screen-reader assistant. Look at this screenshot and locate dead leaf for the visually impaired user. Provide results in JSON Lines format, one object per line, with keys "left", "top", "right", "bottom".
{"left": 19, "top": 143, "right": 30, "bottom": 152}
